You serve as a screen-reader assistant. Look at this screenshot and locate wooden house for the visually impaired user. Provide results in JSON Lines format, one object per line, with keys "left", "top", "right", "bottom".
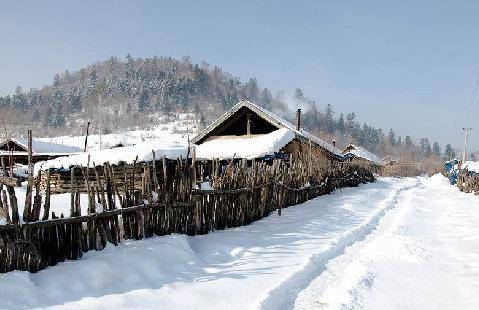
{"left": 382, "top": 155, "right": 398, "bottom": 167}
{"left": 0, "top": 138, "right": 81, "bottom": 165}
{"left": 341, "top": 144, "right": 383, "bottom": 166}
{"left": 192, "top": 100, "right": 343, "bottom": 163}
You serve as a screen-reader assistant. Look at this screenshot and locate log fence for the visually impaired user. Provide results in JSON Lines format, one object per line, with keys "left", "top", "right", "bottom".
{"left": 456, "top": 170, "right": 479, "bottom": 194}
{"left": 0, "top": 149, "right": 375, "bottom": 273}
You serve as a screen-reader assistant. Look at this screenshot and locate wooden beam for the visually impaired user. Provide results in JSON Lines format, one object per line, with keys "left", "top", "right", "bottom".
{"left": 0, "top": 175, "right": 21, "bottom": 187}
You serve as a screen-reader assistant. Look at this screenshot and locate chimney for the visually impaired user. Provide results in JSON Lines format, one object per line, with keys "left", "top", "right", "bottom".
{"left": 296, "top": 109, "right": 301, "bottom": 131}
{"left": 332, "top": 140, "right": 336, "bottom": 147}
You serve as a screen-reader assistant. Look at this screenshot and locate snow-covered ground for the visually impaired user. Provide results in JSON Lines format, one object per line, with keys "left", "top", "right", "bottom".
{"left": 38, "top": 113, "right": 197, "bottom": 152}
{"left": 0, "top": 175, "right": 478, "bottom": 309}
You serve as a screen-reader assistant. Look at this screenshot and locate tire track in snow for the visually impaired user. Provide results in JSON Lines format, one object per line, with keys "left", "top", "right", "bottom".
{"left": 257, "top": 178, "right": 420, "bottom": 310}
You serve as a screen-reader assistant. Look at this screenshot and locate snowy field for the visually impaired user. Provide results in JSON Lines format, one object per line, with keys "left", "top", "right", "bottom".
{"left": 38, "top": 113, "right": 197, "bottom": 152}
{"left": 0, "top": 175, "right": 478, "bottom": 309}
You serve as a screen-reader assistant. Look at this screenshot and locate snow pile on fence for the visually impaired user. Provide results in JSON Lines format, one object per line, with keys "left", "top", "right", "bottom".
{"left": 34, "top": 140, "right": 188, "bottom": 172}
{"left": 195, "top": 128, "right": 295, "bottom": 160}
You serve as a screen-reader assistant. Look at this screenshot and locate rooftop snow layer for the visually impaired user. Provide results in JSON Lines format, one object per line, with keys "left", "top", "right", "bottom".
{"left": 344, "top": 145, "right": 383, "bottom": 165}
{"left": 193, "top": 100, "right": 343, "bottom": 158}
{"left": 195, "top": 128, "right": 295, "bottom": 160}
{"left": 35, "top": 139, "right": 188, "bottom": 173}
{"left": 463, "top": 161, "right": 479, "bottom": 173}
{"left": 1, "top": 138, "right": 81, "bottom": 155}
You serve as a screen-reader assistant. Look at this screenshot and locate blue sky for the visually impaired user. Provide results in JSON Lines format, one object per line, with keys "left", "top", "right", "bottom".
{"left": 1, "top": 0, "right": 478, "bottom": 148}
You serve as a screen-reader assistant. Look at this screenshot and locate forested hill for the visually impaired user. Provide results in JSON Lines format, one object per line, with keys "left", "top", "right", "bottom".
{"left": 0, "top": 55, "right": 277, "bottom": 129}
{"left": 0, "top": 55, "right": 456, "bottom": 162}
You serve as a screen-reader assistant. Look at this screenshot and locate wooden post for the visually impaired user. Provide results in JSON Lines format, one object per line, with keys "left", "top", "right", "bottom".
{"left": 151, "top": 150, "right": 159, "bottom": 192}
{"left": 41, "top": 169, "right": 51, "bottom": 220}
{"left": 0, "top": 185, "right": 7, "bottom": 223}
{"left": 32, "top": 169, "right": 42, "bottom": 221}
{"left": 162, "top": 155, "right": 167, "bottom": 185}
{"left": 70, "top": 167, "right": 75, "bottom": 217}
{"left": 84, "top": 121, "right": 90, "bottom": 152}
{"left": 192, "top": 146, "right": 197, "bottom": 187}
{"left": 246, "top": 111, "right": 251, "bottom": 136}
{"left": 1, "top": 157, "right": 18, "bottom": 223}
{"left": 23, "top": 129, "right": 33, "bottom": 222}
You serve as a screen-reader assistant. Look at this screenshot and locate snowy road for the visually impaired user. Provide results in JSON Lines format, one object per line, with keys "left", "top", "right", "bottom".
{"left": 0, "top": 175, "right": 478, "bottom": 309}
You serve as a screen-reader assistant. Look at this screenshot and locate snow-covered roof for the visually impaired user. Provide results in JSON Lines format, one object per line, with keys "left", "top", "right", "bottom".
{"left": 0, "top": 138, "right": 81, "bottom": 155}
{"left": 342, "top": 144, "right": 383, "bottom": 165}
{"left": 34, "top": 139, "right": 188, "bottom": 173}
{"left": 462, "top": 161, "right": 479, "bottom": 173}
{"left": 195, "top": 128, "right": 295, "bottom": 160}
{"left": 192, "top": 100, "right": 343, "bottom": 158}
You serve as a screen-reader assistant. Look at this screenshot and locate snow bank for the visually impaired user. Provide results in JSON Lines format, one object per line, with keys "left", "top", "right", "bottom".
{"left": 195, "top": 128, "right": 295, "bottom": 160}
{"left": 35, "top": 139, "right": 187, "bottom": 172}
{"left": 425, "top": 173, "right": 450, "bottom": 186}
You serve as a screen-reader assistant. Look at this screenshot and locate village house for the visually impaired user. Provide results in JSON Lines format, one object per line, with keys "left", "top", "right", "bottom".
{"left": 341, "top": 144, "right": 383, "bottom": 166}
{"left": 192, "top": 99, "right": 343, "bottom": 162}
{"left": 0, "top": 137, "right": 81, "bottom": 166}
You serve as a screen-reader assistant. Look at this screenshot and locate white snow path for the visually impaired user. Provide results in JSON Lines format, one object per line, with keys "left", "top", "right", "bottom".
{"left": 294, "top": 174, "right": 479, "bottom": 310}
{"left": 2, "top": 175, "right": 475, "bottom": 310}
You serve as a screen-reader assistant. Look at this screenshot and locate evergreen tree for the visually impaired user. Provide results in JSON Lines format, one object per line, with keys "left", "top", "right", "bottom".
{"left": 345, "top": 113, "right": 356, "bottom": 134}
{"left": 325, "top": 104, "right": 334, "bottom": 134}
{"left": 294, "top": 88, "right": 304, "bottom": 101}
{"left": 388, "top": 129, "right": 396, "bottom": 146}
{"left": 419, "top": 138, "right": 432, "bottom": 157}
{"left": 138, "top": 89, "right": 150, "bottom": 111}
{"left": 259, "top": 88, "right": 273, "bottom": 109}
{"left": 405, "top": 136, "right": 413, "bottom": 149}
{"left": 337, "top": 113, "right": 345, "bottom": 136}
{"left": 444, "top": 144, "right": 455, "bottom": 160}
{"left": 53, "top": 74, "right": 61, "bottom": 87}
{"left": 311, "top": 102, "right": 318, "bottom": 129}
{"left": 432, "top": 142, "right": 441, "bottom": 157}
{"left": 244, "top": 78, "right": 259, "bottom": 102}
{"left": 396, "top": 136, "right": 402, "bottom": 147}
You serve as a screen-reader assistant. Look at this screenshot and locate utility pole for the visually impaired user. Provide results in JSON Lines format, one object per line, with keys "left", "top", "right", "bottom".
{"left": 462, "top": 127, "right": 472, "bottom": 163}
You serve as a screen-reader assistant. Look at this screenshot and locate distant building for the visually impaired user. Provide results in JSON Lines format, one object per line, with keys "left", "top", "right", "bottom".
{"left": 341, "top": 144, "right": 383, "bottom": 166}
{"left": 192, "top": 99, "right": 343, "bottom": 162}
{"left": 0, "top": 138, "right": 81, "bottom": 165}
{"left": 381, "top": 155, "right": 398, "bottom": 166}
